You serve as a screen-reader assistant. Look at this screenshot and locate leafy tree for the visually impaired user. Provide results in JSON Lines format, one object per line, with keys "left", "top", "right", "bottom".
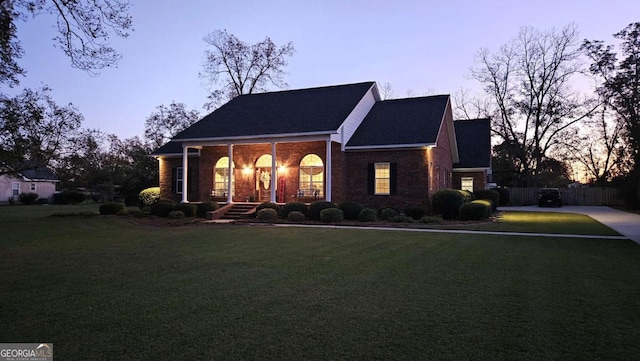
{"left": 469, "top": 24, "right": 597, "bottom": 186}
{"left": 582, "top": 22, "right": 640, "bottom": 207}
{"left": 0, "top": 86, "right": 82, "bottom": 175}
{"left": 0, "top": 0, "right": 132, "bottom": 86}
{"left": 144, "top": 102, "right": 200, "bottom": 149}
{"left": 200, "top": 29, "right": 295, "bottom": 109}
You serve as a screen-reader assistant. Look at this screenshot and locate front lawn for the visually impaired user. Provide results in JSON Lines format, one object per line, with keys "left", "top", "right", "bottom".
{"left": 0, "top": 205, "right": 638, "bottom": 360}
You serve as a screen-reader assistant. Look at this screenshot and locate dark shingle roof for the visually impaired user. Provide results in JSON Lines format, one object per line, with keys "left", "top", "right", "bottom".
{"left": 453, "top": 118, "right": 491, "bottom": 168}
{"left": 21, "top": 167, "right": 58, "bottom": 181}
{"left": 172, "top": 82, "right": 375, "bottom": 140}
{"left": 151, "top": 141, "right": 201, "bottom": 156}
{"left": 346, "top": 95, "right": 449, "bottom": 148}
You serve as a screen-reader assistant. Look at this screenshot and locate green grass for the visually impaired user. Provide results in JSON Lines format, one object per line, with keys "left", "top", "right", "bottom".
{"left": 447, "top": 211, "right": 622, "bottom": 236}
{"left": 1, "top": 205, "right": 639, "bottom": 360}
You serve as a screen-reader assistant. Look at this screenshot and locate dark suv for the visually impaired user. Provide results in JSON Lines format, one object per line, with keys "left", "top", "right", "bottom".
{"left": 538, "top": 188, "right": 562, "bottom": 207}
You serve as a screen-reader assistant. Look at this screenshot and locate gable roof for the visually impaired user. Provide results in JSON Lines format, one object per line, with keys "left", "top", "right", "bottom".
{"left": 345, "top": 95, "right": 450, "bottom": 148}
{"left": 172, "top": 82, "right": 376, "bottom": 141}
{"left": 453, "top": 118, "right": 491, "bottom": 169}
{"left": 20, "top": 167, "right": 58, "bottom": 181}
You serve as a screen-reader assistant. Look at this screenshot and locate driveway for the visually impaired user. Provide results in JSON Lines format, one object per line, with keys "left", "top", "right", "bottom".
{"left": 500, "top": 206, "right": 640, "bottom": 245}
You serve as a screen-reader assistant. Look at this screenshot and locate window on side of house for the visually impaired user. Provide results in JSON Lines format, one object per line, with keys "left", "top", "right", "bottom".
{"left": 374, "top": 163, "right": 391, "bottom": 195}
{"left": 176, "top": 167, "right": 183, "bottom": 194}
{"left": 213, "top": 157, "right": 235, "bottom": 196}
{"left": 30, "top": 183, "right": 36, "bottom": 192}
{"left": 299, "top": 154, "right": 324, "bottom": 197}
{"left": 461, "top": 177, "right": 474, "bottom": 192}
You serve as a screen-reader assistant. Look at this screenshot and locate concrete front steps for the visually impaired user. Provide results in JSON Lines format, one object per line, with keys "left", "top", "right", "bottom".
{"left": 207, "top": 203, "right": 257, "bottom": 220}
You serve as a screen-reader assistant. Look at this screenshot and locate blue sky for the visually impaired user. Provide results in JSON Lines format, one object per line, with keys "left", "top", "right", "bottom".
{"left": 9, "top": 0, "right": 640, "bottom": 139}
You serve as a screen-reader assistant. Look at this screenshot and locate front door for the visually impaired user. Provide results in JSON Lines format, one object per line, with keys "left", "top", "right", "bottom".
{"left": 257, "top": 167, "right": 272, "bottom": 202}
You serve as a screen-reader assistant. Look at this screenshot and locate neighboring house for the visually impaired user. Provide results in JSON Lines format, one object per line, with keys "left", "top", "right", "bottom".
{"left": 152, "top": 82, "right": 491, "bottom": 209}
{"left": 0, "top": 167, "right": 59, "bottom": 202}
{"left": 452, "top": 118, "right": 492, "bottom": 192}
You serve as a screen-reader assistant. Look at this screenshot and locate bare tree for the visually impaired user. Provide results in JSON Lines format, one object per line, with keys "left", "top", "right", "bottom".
{"left": 379, "top": 82, "right": 394, "bottom": 100}
{"left": 0, "top": 0, "right": 132, "bottom": 85}
{"left": 200, "top": 29, "right": 295, "bottom": 110}
{"left": 470, "top": 24, "right": 597, "bottom": 186}
{"left": 144, "top": 102, "right": 200, "bottom": 149}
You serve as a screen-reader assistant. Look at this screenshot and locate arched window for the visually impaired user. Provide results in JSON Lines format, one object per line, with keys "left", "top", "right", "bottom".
{"left": 299, "top": 154, "right": 324, "bottom": 197}
{"left": 255, "top": 154, "right": 273, "bottom": 168}
{"left": 213, "top": 157, "right": 235, "bottom": 196}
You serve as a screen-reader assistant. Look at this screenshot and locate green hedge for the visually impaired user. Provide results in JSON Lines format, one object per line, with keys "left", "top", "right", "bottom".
{"left": 256, "top": 208, "right": 279, "bottom": 221}
{"left": 281, "top": 202, "right": 308, "bottom": 218}
{"left": 432, "top": 189, "right": 467, "bottom": 220}
{"left": 459, "top": 200, "right": 492, "bottom": 221}
{"left": 320, "top": 208, "right": 344, "bottom": 223}
{"left": 287, "top": 211, "right": 306, "bottom": 222}
{"left": 175, "top": 203, "right": 196, "bottom": 217}
{"left": 338, "top": 201, "right": 364, "bottom": 220}
{"left": 196, "top": 202, "right": 219, "bottom": 218}
{"left": 150, "top": 201, "right": 175, "bottom": 217}
{"left": 379, "top": 207, "right": 398, "bottom": 220}
{"left": 139, "top": 187, "right": 160, "bottom": 208}
{"left": 473, "top": 189, "right": 500, "bottom": 211}
{"left": 99, "top": 202, "right": 125, "bottom": 215}
{"left": 256, "top": 202, "right": 280, "bottom": 216}
{"left": 19, "top": 192, "right": 39, "bottom": 205}
{"left": 359, "top": 208, "right": 377, "bottom": 222}
{"left": 403, "top": 205, "right": 427, "bottom": 220}
{"left": 308, "top": 201, "right": 337, "bottom": 221}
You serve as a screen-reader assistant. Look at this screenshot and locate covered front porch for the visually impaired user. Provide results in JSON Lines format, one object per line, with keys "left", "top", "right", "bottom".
{"left": 180, "top": 138, "right": 337, "bottom": 204}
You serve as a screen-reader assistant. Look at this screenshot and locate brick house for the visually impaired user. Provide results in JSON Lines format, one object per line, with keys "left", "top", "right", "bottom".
{"left": 152, "top": 82, "right": 491, "bottom": 209}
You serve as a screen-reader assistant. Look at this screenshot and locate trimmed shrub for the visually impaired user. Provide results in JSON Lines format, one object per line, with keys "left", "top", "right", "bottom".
{"left": 139, "top": 187, "right": 160, "bottom": 208}
{"left": 390, "top": 214, "right": 414, "bottom": 223}
{"left": 130, "top": 209, "right": 146, "bottom": 218}
{"left": 459, "top": 201, "right": 491, "bottom": 221}
{"left": 281, "top": 202, "right": 308, "bottom": 218}
{"left": 338, "top": 201, "right": 364, "bottom": 220}
{"left": 460, "top": 190, "right": 475, "bottom": 203}
{"left": 19, "top": 192, "right": 39, "bottom": 205}
{"left": 420, "top": 215, "right": 444, "bottom": 224}
{"left": 196, "top": 201, "right": 219, "bottom": 218}
{"left": 379, "top": 207, "right": 399, "bottom": 220}
{"left": 474, "top": 189, "right": 500, "bottom": 211}
{"left": 168, "top": 211, "right": 185, "bottom": 219}
{"left": 432, "top": 189, "right": 467, "bottom": 220}
{"left": 256, "top": 208, "right": 279, "bottom": 221}
{"left": 287, "top": 211, "right": 306, "bottom": 222}
{"left": 320, "top": 208, "right": 343, "bottom": 223}
{"left": 495, "top": 188, "right": 510, "bottom": 206}
{"left": 256, "top": 202, "right": 280, "bottom": 216}
{"left": 175, "top": 203, "right": 196, "bottom": 217}
{"left": 308, "top": 201, "right": 337, "bottom": 221}
{"left": 52, "top": 191, "right": 86, "bottom": 204}
{"left": 359, "top": 208, "right": 377, "bottom": 222}
{"left": 403, "top": 204, "right": 427, "bottom": 220}
{"left": 99, "top": 202, "right": 125, "bottom": 215}
{"left": 150, "top": 201, "right": 176, "bottom": 217}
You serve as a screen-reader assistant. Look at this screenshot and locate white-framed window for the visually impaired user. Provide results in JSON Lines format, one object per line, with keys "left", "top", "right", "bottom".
{"left": 374, "top": 163, "right": 391, "bottom": 195}
{"left": 461, "top": 177, "right": 474, "bottom": 192}
{"left": 213, "top": 157, "right": 235, "bottom": 196}
{"left": 30, "top": 183, "right": 36, "bottom": 192}
{"left": 299, "top": 154, "right": 324, "bottom": 197}
{"left": 176, "top": 167, "right": 183, "bottom": 194}
{"left": 12, "top": 182, "right": 19, "bottom": 198}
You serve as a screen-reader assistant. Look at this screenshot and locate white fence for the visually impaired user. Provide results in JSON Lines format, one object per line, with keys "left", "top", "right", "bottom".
{"left": 506, "top": 187, "right": 625, "bottom": 206}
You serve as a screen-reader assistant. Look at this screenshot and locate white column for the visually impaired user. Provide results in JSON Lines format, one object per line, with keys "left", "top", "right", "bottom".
{"left": 227, "top": 144, "right": 233, "bottom": 204}
{"left": 181, "top": 146, "right": 189, "bottom": 203}
{"left": 270, "top": 142, "right": 277, "bottom": 203}
{"left": 325, "top": 139, "right": 332, "bottom": 202}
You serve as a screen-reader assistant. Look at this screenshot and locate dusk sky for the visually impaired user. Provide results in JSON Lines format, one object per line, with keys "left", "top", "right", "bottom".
{"left": 9, "top": 0, "right": 640, "bottom": 140}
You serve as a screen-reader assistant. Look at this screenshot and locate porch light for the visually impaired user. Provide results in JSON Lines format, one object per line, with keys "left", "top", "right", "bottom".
{"left": 242, "top": 166, "right": 253, "bottom": 176}
{"left": 278, "top": 165, "right": 288, "bottom": 174}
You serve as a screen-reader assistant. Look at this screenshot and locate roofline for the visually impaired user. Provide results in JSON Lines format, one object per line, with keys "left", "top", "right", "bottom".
{"left": 344, "top": 143, "right": 436, "bottom": 151}
{"left": 452, "top": 167, "right": 491, "bottom": 172}
{"left": 174, "top": 131, "right": 334, "bottom": 145}
{"left": 438, "top": 97, "right": 460, "bottom": 163}
{"left": 21, "top": 177, "right": 60, "bottom": 182}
